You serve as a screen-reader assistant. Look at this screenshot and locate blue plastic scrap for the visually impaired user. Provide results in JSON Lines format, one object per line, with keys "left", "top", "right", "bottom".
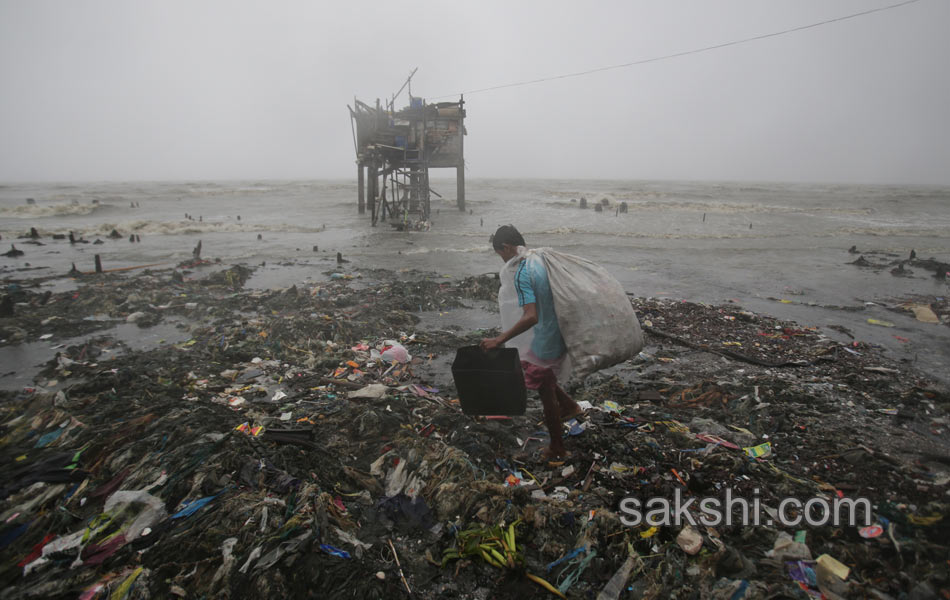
{"left": 171, "top": 494, "right": 219, "bottom": 519}
{"left": 556, "top": 548, "right": 597, "bottom": 595}
{"left": 730, "top": 580, "right": 750, "bottom": 600}
{"left": 319, "top": 544, "right": 351, "bottom": 559}
{"left": 545, "top": 546, "right": 585, "bottom": 572}
{"left": 34, "top": 427, "right": 66, "bottom": 449}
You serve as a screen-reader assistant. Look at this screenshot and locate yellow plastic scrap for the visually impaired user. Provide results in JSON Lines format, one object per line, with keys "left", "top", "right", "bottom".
{"left": 909, "top": 304, "right": 939, "bottom": 324}
{"left": 743, "top": 442, "right": 772, "bottom": 459}
{"left": 867, "top": 318, "right": 895, "bottom": 328}
{"left": 526, "top": 573, "right": 567, "bottom": 599}
{"left": 907, "top": 513, "right": 943, "bottom": 526}
{"left": 520, "top": 467, "right": 540, "bottom": 485}
{"left": 657, "top": 420, "right": 689, "bottom": 433}
{"left": 639, "top": 526, "right": 659, "bottom": 539}
{"left": 110, "top": 566, "right": 144, "bottom": 600}
{"left": 816, "top": 554, "right": 850, "bottom": 580}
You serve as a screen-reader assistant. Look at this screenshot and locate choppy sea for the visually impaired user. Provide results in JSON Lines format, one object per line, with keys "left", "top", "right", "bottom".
{"left": 1, "top": 178, "right": 949, "bottom": 383}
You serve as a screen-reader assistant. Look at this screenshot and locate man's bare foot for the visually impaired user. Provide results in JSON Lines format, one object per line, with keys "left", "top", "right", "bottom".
{"left": 559, "top": 405, "right": 585, "bottom": 422}
{"left": 542, "top": 446, "right": 571, "bottom": 459}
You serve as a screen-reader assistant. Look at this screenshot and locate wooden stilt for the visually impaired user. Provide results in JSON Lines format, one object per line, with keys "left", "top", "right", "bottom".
{"left": 357, "top": 163, "right": 365, "bottom": 214}
{"left": 457, "top": 95, "right": 466, "bottom": 211}
{"left": 369, "top": 161, "right": 378, "bottom": 226}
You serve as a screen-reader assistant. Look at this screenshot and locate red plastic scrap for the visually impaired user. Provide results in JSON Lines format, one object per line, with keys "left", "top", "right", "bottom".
{"left": 17, "top": 534, "right": 56, "bottom": 567}
{"left": 332, "top": 496, "right": 347, "bottom": 513}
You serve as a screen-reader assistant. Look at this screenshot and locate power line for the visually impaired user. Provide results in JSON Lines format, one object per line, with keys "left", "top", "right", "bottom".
{"left": 431, "top": 0, "right": 925, "bottom": 99}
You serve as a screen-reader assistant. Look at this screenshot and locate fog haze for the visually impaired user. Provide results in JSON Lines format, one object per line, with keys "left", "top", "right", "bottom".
{"left": 1, "top": 0, "right": 948, "bottom": 184}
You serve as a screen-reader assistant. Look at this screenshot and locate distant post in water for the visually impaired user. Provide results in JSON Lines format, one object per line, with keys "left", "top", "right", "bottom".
{"left": 94, "top": 254, "right": 103, "bottom": 274}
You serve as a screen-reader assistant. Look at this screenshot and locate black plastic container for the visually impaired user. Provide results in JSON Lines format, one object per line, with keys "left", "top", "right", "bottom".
{"left": 451, "top": 346, "right": 527, "bottom": 416}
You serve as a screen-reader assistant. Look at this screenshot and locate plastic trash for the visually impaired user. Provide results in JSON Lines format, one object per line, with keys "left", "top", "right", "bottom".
{"left": 676, "top": 525, "right": 703, "bottom": 555}
{"left": 319, "top": 544, "right": 351, "bottom": 559}
{"left": 567, "top": 419, "right": 587, "bottom": 436}
{"left": 103, "top": 490, "right": 168, "bottom": 540}
{"left": 816, "top": 554, "right": 850, "bottom": 580}
{"left": 743, "top": 442, "right": 772, "bottom": 458}
{"left": 380, "top": 342, "right": 411, "bottom": 363}
{"left": 347, "top": 383, "right": 389, "bottom": 400}
{"left": 595, "top": 552, "right": 637, "bottom": 600}
{"left": 859, "top": 524, "right": 884, "bottom": 538}
{"left": 909, "top": 304, "right": 939, "bottom": 323}
{"left": 767, "top": 531, "right": 812, "bottom": 560}
{"left": 787, "top": 560, "right": 818, "bottom": 589}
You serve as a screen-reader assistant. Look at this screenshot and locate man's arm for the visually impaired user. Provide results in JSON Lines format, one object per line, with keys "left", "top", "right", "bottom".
{"left": 480, "top": 303, "right": 537, "bottom": 351}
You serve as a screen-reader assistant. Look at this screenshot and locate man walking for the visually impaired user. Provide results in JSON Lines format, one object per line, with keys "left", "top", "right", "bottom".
{"left": 481, "top": 225, "right": 583, "bottom": 459}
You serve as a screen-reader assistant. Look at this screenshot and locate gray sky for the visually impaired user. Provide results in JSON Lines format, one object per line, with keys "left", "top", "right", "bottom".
{"left": 1, "top": 0, "right": 948, "bottom": 184}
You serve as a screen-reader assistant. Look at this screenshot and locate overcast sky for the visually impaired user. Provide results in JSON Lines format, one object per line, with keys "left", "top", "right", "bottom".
{"left": 1, "top": 0, "right": 948, "bottom": 184}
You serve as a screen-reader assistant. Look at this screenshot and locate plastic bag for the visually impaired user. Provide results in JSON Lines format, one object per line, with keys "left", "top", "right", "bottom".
{"left": 498, "top": 246, "right": 642, "bottom": 382}
{"left": 498, "top": 249, "right": 537, "bottom": 363}
{"left": 540, "top": 248, "right": 643, "bottom": 379}
{"left": 380, "top": 341, "right": 411, "bottom": 363}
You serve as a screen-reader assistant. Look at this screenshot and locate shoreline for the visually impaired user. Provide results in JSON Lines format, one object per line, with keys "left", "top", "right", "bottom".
{"left": 0, "top": 259, "right": 949, "bottom": 598}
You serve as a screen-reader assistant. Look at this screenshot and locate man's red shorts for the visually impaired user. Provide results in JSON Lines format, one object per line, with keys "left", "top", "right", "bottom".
{"left": 521, "top": 360, "right": 558, "bottom": 391}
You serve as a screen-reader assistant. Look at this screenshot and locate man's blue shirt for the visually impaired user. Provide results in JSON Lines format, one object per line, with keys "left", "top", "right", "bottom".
{"left": 514, "top": 258, "right": 567, "bottom": 360}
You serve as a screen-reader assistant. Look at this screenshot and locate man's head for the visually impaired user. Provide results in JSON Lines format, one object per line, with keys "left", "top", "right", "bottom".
{"left": 490, "top": 225, "right": 525, "bottom": 262}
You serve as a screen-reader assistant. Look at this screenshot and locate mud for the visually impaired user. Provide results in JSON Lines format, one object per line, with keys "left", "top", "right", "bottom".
{"left": 0, "top": 258, "right": 948, "bottom": 599}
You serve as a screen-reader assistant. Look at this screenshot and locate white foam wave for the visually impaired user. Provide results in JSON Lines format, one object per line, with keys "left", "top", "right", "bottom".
{"left": 527, "top": 226, "right": 945, "bottom": 240}
{"left": 831, "top": 226, "right": 950, "bottom": 237}
{"left": 547, "top": 198, "right": 873, "bottom": 216}
{"left": 402, "top": 245, "right": 491, "bottom": 255}
{"left": 0, "top": 202, "right": 106, "bottom": 218}
{"left": 59, "top": 220, "right": 328, "bottom": 237}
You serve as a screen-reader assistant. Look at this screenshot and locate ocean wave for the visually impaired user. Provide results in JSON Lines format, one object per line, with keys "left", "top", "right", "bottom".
{"left": 831, "top": 226, "right": 950, "bottom": 237}
{"left": 525, "top": 226, "right": 946, "bottom": 240}
{"left": 61, "top": 220, "right": 329, "bottom": 237}
{"left": 547, "top": 198, "right": 873, "bottom": 216}
{"left": 159, "top": 181, "right": 348, "bottom": 197}
{"left": 0, "top": 202, "right": 110, "bottom": 218}
{"left": 41, "top": 221, "right": 936, "bottom": 242}
{"left": 402, "top": 245, "right": 491, "bottom": 255}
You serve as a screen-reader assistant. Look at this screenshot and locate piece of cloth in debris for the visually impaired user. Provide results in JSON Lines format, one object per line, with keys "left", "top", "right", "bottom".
{"left": 16, "top": 533, "right": 55, "bottom": 568}
{"left": 238, "top": 456, "right": 300, "bottom": 494}
{"left": 81, "top": 534, "right": 127, "bottom": 566}
{"left": 104, "top": 490, "right": 168, "bottom": 539}
{"left": 0, "top": 451, "right": 86, "bottom": 498}
{"left": 373, "top": 493, "right": 436, "bottom": 532}
{"left": 88, "top": 467, "right": 131, "bottom": 500}
{"left": 254, "top": 530, "right": 311, "bottom": 570}
{"left": 261, "top": 428, "right": 319, "bottom": 449}
{"left": 0, "top": 523, "right": 30, "bottom": 549}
